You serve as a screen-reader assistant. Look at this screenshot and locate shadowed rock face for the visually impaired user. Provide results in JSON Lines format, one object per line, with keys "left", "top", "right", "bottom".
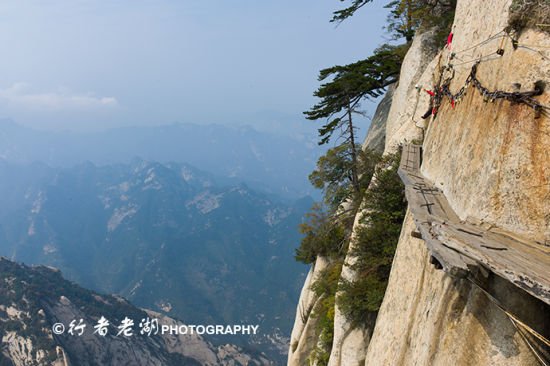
{"left": 0, "top": 257, "right": 270, "bottom": 366}
{"left": 362, "top": 83, "right": 396, "bottom": 153}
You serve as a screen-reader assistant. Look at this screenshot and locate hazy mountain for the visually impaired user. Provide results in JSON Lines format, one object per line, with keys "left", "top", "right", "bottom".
{"left": 0, "top": 257, "right": 271, "bottom": 366}
{"left": 0, "top": 159, "right": 311, "bottom": 362}
{"left": 0, "top": 119, "right": 323, "bottom": 200}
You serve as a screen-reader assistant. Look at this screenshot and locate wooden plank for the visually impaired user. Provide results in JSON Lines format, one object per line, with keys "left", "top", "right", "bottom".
{"left": 400, "top": 144, "right": 475, "bottom": 278}
{"left": 414, "top": 217, "right": 476, "bottom": 278}
{"left": 398, "top": 143, "right": 550, "bottom": 305}
{"left": 432, "top": 222, "right": 550, "bottom": 305}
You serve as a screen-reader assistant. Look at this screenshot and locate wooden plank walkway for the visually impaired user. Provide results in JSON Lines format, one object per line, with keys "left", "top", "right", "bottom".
{"left": 398, "top": 143, "right": 550, "bottom": 305}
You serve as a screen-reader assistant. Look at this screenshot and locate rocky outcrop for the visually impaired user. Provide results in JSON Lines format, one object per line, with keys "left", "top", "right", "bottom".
{"left": 1, "top": 331, "right": 52, "bottom": 366}
{"left": 362, "top": 83, "right": 396, "bottom": 153}
{"left": 288, "top": 257, "right": 330, "bottom": 366}
{"left": 0, "top": 257, "right": 269, "bottom": 366}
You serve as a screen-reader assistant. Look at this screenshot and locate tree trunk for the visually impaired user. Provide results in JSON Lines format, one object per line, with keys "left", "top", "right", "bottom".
{"left": 347, "top": 99, "right": 359, "bottom": 195}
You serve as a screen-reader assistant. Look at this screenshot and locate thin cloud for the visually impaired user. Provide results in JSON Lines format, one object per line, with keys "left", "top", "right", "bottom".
{"left": 0, "top": 83, "right": 118, "bottom": 110}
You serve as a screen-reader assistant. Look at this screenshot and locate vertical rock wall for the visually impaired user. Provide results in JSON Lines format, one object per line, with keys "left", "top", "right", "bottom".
{"left": 422, "top": 0, "right": 550, "bottom": 243}
{"left": 364, "top": 0, "right": 549, "bottom": 364}
{"left": 288, "top": 257, "right": 331, "bottom": 366}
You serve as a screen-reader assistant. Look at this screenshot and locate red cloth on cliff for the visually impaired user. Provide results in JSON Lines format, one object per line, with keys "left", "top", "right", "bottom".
{"left": 447, "top": 33, "right": 454, "bottom": 49}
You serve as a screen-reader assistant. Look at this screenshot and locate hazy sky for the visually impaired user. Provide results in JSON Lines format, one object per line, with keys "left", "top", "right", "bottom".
{"left": 0, "top": 0, "right": 390, "bottom": 132}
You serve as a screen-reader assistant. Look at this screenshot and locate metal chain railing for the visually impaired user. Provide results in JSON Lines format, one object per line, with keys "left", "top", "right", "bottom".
{"left": 432, "top": 61, "right": 549, "bottom": 118}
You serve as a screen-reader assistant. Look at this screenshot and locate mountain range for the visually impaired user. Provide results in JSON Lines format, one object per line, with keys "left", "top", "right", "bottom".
{"left": 0, "top": 119, "right": 324, "bottom": 200}
{"left": 0, "top": 158, "right": 312, "bottom": 362}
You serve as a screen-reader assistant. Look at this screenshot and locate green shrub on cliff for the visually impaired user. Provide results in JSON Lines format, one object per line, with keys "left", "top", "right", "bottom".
{"left": 295, "top": 147, "right": 382, "bottom": 264}
{"left": 295, "top": 203, "right": 347, "bottom": 264}
{"left": 308, "top": 261, "right": 343, "bottom": 366}
{"left": 296, "top": 149, "right": 406, "bottom": 338}
{"left": 338, "top": 151, "right": 407, "bottom": 325}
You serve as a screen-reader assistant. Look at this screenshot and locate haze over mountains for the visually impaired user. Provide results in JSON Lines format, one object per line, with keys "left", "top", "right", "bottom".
{"left": 0, "top": 119, "right": 322, "bottom": 362}
{"left": 0, "top": 119, "right": 325, "bottom": 200}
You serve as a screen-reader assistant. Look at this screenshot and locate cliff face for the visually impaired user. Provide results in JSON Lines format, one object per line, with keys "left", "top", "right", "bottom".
{"left": 363, "top": 210, "right": 543, "bottom": 365}
{"left": 288, "top": 257, "right": 330, "bottom": 365}
{"left": 361, "top": 83, "right": 396, "bottom": 154}
{"left": 288, "top": 0, "right": 550, "bottom": 364}
{"left": 421, "top": 2, "right": 550, "bottom": 244}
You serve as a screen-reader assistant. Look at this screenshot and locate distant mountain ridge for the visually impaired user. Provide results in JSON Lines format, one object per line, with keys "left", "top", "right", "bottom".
{"left": 0, "top": 119, "right": 323, "bottom": 200}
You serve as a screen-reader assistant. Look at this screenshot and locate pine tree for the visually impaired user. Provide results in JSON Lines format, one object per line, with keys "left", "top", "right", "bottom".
{"left": 330, "top": 0, "right": 372, "bottom": 23}
{"left": 304, "top": 44, "right": 404, "bottom": 195}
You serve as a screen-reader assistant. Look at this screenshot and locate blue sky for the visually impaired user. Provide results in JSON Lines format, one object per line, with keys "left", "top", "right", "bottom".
{"left": 0, "top": 0, "right": 390, "bottom": 133}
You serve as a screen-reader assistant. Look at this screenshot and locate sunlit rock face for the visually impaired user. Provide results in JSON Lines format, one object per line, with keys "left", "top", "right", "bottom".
{"left": 366, "top": 0, "right": 550, "bottom": 363}
{"left": 422, "top": 1, "right": 550, "bottom": 244}
{"left": 287, "top": 256, "right": 330, "bottom": 366}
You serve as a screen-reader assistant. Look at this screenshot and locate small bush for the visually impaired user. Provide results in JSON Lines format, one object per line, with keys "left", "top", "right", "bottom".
{"left": 308, "top": 261, "right": 342, "bottom": 366}
{"left": 295, "top": 203, "right": 346, "bottom": 264}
